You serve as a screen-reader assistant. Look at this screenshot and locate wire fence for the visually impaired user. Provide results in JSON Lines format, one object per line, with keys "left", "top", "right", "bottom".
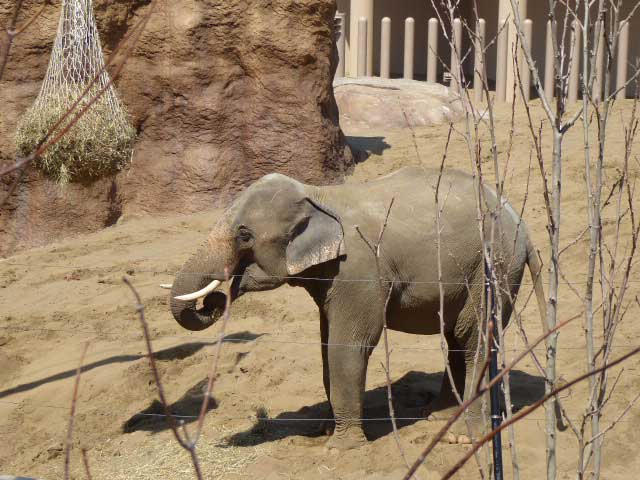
{"left": 2, "top": 324, "right": 640, "bottom": 353}
{"left": 2, "top": 260, "right": 640, "bottom": 286}
{"left": 0, "top": 398, "right": 636, "bottom": 425}
{"left": 1, "top": 260, "right": 639, "bottom": 437}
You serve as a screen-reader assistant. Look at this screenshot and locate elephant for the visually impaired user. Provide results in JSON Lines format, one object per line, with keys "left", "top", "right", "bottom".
{"left": 169, "top": 166, "right": 546, "bottom": 449}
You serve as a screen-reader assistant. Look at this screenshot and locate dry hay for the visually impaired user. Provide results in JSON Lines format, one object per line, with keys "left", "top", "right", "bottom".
{"left": 101, "top": 424, "right": 270, "bottom": 480}
{"left": 16, "top": 93, "right": 135, "bottom": 183}
{"left": 15, "top": 0, "right": 135, "bottom": 184}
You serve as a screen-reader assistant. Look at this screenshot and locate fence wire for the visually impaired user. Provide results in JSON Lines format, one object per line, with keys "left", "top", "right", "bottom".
{"left": 2, "top": 324, "right": 640, "bottom": 353}
{"left": 2, "top": 260, "right": 640, "bottom": 286}
{"left": 0, "top": 398, "right": 635, "bottom": 425}
{"left": 1, "top": 260, "right": 639, "bottom": 432}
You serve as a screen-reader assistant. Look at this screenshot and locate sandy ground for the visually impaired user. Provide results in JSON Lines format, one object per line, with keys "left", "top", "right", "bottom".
{"left": 1, "top": 100, "right": 640, "bottom": 479}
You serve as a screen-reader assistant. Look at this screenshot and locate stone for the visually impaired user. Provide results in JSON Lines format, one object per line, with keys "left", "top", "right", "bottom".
{"left": 333, "top": 77, "right": 463, "bottom": 131}
{"left": 0, "top": 0, "right": 353, "bottom": 256}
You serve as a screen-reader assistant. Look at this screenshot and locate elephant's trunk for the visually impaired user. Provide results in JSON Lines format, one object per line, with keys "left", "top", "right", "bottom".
{"left": 170, "top": 224, "right": 237, "bottom": 331}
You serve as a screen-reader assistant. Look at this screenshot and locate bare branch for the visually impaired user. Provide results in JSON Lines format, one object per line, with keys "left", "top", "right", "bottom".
{"left": 0, "top": 1, "right": 50, "bottom": 81}
{"left": 80, "top": 448, "right": 93, "bottom": 480}
{"left": 440, "top": 342, "right": 640, "bottom": 480}
{"left": 356, "top": 199, "right": 418, "bottom": 479}
{"left": 122, "top": 276, "right": 202, "bottom": 479}
{"left": 64, "top": 342, "right": 89, "bottom": 480}
{"left": 403, "top": 313, "right": 581, "bottom": 480}
{"left": 1, "top": 1, "right": 157, "bottom": 208}
{"left": 192, "top": 268, "right": 233, "bottom": 446}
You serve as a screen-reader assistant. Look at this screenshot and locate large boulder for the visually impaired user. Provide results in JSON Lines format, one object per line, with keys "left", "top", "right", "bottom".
{"left": 0, "top": 0, "right": 353, "bottom": 255}
{"left": 334, "top": 77, "right": 463, "bottom": 131}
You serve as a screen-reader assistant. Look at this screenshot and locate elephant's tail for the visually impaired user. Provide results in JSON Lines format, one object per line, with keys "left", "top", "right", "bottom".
{"left": 526, "top": 237, "right": 548, "bottom": 336}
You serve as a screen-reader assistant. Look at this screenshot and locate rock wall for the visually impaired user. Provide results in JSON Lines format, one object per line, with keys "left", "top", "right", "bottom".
{"left": 0, "top": 0, "right": 353, "bottom": 255}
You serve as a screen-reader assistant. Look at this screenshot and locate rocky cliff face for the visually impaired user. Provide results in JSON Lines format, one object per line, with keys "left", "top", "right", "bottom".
{"left": 0, "top": 0, "right": 353, "bottom": 255}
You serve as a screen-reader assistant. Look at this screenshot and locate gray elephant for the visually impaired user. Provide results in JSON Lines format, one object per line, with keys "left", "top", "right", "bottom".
{"left": 169, "top": 166, "right": 546, "bottom": 449}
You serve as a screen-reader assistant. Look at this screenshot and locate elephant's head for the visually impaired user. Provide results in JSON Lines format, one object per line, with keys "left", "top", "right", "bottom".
{"left": 170, "top": 174, "right": 345, "bottom": 331}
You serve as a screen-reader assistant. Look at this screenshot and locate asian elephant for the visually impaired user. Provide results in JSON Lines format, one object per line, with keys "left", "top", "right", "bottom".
{"left": 169, "top": 166, "right": 546, "bottom": 449}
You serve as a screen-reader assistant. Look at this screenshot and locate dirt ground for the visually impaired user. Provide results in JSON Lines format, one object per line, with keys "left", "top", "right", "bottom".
{"left": 1, "top": 100, "right": 640, "bottom": 479}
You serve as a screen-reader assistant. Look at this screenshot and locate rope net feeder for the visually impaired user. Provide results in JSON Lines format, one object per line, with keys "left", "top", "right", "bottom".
{"left": 16, "top": 0, "right": 135, "bottom": 183}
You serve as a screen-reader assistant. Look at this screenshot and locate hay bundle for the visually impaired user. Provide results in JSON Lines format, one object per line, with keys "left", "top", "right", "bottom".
{"left": 16, "top": 0, "right": 135, "bottom": 183}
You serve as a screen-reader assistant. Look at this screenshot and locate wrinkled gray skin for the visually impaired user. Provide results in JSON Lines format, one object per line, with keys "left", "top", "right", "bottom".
{"left": 170, "top": 166, "right": 546, "bottom": 450}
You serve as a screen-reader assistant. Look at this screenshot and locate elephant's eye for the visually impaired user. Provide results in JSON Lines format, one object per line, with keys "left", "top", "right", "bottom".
{"left": 238, "top": 227, "right": 253, "bottom": 243}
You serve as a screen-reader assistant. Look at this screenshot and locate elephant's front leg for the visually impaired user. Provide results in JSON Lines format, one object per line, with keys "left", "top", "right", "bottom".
{"left": 319, "top": 311, "right": 334, "bottom": 436}
{"left": 324, "top": 343, "right": 371, "bottom": 450}
{"left": 323, "top": 306, "right": 381, "bottom": 451}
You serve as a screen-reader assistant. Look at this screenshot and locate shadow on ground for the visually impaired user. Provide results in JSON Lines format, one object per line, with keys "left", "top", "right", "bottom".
{"left": 346, "top": 136, "right": 391, "bottom": 162}
{"left": 0, "top": 331, "right": 262, "bottom": 399}
{"left": 222, "top": 369, "right": 545, "bottom": 446}
{"left": 122, "top": 378, "right": 220, "bottom": 433}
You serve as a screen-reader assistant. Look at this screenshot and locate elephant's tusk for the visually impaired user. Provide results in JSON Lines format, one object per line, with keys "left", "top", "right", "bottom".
{"left": 174, "top": 279, "right": 221, "bottom": 301}
{"left": 159, "top": 283, "right": 173, "bottom": 289}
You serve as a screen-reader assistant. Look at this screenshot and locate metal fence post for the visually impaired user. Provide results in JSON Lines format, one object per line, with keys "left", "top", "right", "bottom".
{"left": 496, "top": 18, "right": 509, "bottom": 103}
{"left": 474, "top": 18, "right": 486, "bottom": 103}
{"left": 485, "top": 248, "right": 504, "bottom": 480}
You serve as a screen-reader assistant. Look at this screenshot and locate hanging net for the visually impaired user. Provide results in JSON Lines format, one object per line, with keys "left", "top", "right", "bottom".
{"left": 16, "top": 0, "right": 135, "bottom": 183}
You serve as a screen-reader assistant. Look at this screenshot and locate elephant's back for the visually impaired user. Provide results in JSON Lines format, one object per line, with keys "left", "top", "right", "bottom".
{"left": 325, "top": 166, "right": 481, "bottom": 234}
{"left": 332, "top": 166, "right": 485, "bottom": 275}
{"left": 357, "top": 166, "right": 478, "bottom": 203}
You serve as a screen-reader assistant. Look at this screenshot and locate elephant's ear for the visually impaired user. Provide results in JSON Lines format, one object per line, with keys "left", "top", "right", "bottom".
{"left": 286, "top": 199, "right": 345, "bottom": 276}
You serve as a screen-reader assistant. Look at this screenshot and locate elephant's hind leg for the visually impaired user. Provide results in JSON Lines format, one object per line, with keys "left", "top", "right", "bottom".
{"left": 452, "top": 298, "right": 489, "bottom": 444}
{"left": 423, "top": 332, "right": 466, "bottom": 420}
{"left": 424, "top": 292, "right": 488, "bottom": 445}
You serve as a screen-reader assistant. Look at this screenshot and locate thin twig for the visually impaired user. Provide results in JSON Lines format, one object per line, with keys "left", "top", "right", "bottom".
{"left": 80, "top": 448, "right": 93, "bottom": 480}
{"left": 356, "top": 199, "right": 418, "bottom": 478}
{"left": 0, "top": 1, "right": 50, "bottom": 81}
{"left": 64, "top": 342, "right": 89, "bottom": 480}
{"left": 192, "top": 268, "right": 232, "bottom": 446}
{"left": 439, "top": 342, "right": 640, "bottom": 480}
{"left": 403, "top": 312, "right": 581, "bottom": 480}
{"left": 123, "top": 276, "right": 202, "bottom": 480}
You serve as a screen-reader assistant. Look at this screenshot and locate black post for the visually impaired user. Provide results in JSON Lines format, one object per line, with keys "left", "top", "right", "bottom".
{"left": 485, "top": 252, "right": 504, "bottom": 480}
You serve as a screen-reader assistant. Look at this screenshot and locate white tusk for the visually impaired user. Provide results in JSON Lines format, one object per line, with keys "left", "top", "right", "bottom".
{"left": 174, "top": 279, "right": 221, "bottom": 301}
{"left": 159, "top": 283, "right": 173, "bottom": 289}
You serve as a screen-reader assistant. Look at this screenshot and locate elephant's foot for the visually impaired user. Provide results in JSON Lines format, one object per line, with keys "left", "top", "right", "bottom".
{"left": 423, "top": 402, "right": 481, "bottom": 445}
{"left": 324, "top": 429, "right": 367, "bottom": 453}
{"left": 429, "top": 420, "right": 475, "bottom": 445}
{"left": 317, "top": 418, "right": 335, "bottom": 436}
{"left": 439, "top": 432, "right": 472, "bottom": 444}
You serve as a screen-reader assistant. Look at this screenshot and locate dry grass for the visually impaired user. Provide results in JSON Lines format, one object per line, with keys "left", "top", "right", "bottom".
{"left": 15, "top": 89, "right": 135, "bottom": 184}
{"left": 100, "top": 426, "right": 270, "bottom": 480}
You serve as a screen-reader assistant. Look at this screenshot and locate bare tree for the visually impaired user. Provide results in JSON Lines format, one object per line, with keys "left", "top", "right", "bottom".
{"left": 508, "top": 2, "right": 640, "bottom": 478}
{"left": 410, "top": 2, "right": 640, "bottom": 480}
